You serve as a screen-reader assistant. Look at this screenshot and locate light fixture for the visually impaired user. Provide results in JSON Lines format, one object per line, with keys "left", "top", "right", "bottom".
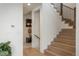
{"left": 27, "top": 3, "right": 31, "bottom": 6}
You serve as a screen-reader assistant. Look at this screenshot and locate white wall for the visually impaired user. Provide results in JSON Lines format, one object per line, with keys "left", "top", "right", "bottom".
{"left": 53, "top": 3, "right": 61, "bottom": 12}
{"left": 32, "top": 8, "right": 40, "bottom": 50}
{"left": 26, "top": 13, "right": 32, "bottom": 19}
{"left": 0, "top": 4, "right": 23, "bottom": 56}
{"left": 40, "top": 4, "right": 62, "bottom": 53}
{"left": 33, "top": 10, "right": 40, "bottom": 37}
{"left": 76, "top": 3, "right": 79, "bottom": 56}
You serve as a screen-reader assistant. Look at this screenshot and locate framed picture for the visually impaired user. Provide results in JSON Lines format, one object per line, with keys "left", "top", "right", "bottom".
{"left": 26, "top": 19, "right": 32, "bottom": 27}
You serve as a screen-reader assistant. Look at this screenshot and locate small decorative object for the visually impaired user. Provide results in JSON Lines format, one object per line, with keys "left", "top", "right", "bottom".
{"left": 26, "top": 19, "right": 32, "bottom": 27}
{"left": 28, "top": 28, "right": 31, "bottom": 33}
{"left": 0, "top": 41, "right": 11, "bottom": 56}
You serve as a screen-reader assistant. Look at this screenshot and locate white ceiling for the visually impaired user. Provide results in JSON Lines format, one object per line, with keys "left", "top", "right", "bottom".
{"left": 23, "top": 3, "right": 41, "bottom": 15}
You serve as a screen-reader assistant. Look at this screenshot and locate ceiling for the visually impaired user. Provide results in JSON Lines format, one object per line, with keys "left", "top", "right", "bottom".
{"left": 23, "top": 3, "right": 41, "bottom": 15}
{"left": 23, "top": 3, "right": 76, "bottom": 15}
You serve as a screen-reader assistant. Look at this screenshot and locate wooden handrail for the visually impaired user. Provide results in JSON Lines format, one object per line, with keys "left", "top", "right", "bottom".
{"left": 33, "top": 34, "right": 40, "bottom": 39}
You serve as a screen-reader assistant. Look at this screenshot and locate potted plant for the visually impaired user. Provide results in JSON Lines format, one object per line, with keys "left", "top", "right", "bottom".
{"left": 0, "top": 41, "right": 11, "bottom": 56}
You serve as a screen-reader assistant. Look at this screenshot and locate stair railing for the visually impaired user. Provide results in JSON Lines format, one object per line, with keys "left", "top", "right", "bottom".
{"left": 61, "top": 3, "right": 75, "bottom": 28}
{"left": 33, "top": 34, "right": 40, "bottom": 39}
{"left": 51, "top": 3, "right": 76, "bottom": 28}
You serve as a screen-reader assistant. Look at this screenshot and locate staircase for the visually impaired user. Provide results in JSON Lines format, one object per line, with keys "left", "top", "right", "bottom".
{"left": 62, "top": 18, "right": 74, "bottom": 26}
{"left": 51, "top": 3, "right": 75, "bottom": 28}
{"left": 44, "top": 29, "right": 75, "bottom": 56}
{"left": 44, "top": 3, "right": 75, "bottom": 56}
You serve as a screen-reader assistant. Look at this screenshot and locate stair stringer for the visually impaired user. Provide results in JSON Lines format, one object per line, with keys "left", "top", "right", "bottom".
{"left": 47, "top": 4, "right": 63, "bottom": 49}
{"left": 45, "top": 3, "right": 73, "bottom": 52}
{"left": 40, "top": 4, "right": 63, "bottom": 53}
{"left": 48, "top": 16, "right": 62, "bottom": 46}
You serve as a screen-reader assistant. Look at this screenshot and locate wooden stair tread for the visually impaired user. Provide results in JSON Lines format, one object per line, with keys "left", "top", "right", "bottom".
{"left": 59, "top": 32, "right": 74, "bottom": 35}
{"left": 54, "top": 38, "right": 75, "bottom": 42}
{"left": 58, "top": 36, "right": 74, "bottom": 40}
{"left": 49, "top": 45, "right": 75, "bottom": 53}
{"left": 51, "top": 42, "right": 75, "bottom": 48}
{"left": 57, "top": 35, "right": 74, "bottom": 37}
{"left": 62, "top": 29, "right": 75, "bottom": 32}
{"left": 49, "top": 46, "right": 74, "bottom": 55}
{"left": 44, "top": 29, "right": 75, "bottom": 56}
{"left": 54, "top": 39, "right": 75, "bottom": 45}
{"left": 62, "top": 29, "right": 74, "bottom": 31}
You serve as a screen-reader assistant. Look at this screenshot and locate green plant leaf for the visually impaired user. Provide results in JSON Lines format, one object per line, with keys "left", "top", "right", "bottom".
{"left": 0, "top": 41, "right": 11, "bottom": 56}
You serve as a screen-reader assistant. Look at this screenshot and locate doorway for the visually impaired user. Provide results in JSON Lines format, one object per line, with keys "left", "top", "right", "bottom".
{"left": 23, "top": 3, "right": 41, "bottom": 56}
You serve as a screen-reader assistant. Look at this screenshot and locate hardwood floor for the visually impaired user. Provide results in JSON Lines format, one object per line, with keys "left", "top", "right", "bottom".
{"left": 23, "top": 47, "right": 44, "bottom": 56}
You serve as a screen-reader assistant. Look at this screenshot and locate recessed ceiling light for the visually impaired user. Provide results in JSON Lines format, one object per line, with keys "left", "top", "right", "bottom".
{"left": 27, "top": 3, "right": 31, "bottom": 6}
